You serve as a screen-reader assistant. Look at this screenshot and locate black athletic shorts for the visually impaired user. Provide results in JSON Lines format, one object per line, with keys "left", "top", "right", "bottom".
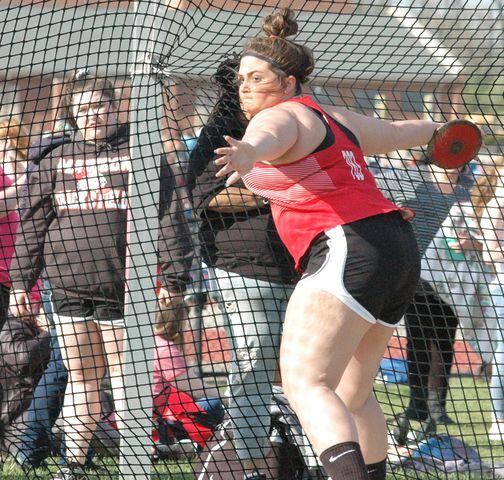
{"left": 298, "top": 211, "right": 420, "bottom": 326}
{"left": 52, "top": 289, "right": 124, "bottom": 326}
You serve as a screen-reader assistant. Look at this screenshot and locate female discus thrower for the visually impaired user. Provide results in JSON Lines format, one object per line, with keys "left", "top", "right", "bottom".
{"left": 213, "top": 8, "right": 456, "bottom": 480}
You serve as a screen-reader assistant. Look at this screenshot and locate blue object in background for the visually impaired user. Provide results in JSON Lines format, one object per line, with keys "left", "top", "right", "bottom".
{"left": 411, "top": 435, "right": 482, "bottom": 464}
{"left": 413, "top": 436, "right": 458, "bottom": 461}
{"left": 183, "top": 136, "right": 198, "bottom": 153}
{"left": 378, "top": 357, "right": 408, "bottom": 384}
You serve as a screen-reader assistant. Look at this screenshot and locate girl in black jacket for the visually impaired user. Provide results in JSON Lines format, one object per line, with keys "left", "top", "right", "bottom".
{"left": 9, "top": 71, "right": 193, "bottom": 479}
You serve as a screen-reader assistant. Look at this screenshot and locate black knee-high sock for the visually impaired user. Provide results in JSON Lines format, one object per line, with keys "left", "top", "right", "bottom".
{"left": 319, "top": 442, "right": 369, "bottom": 479}
{"left": 366, "top": 458, "right": 387, "bottom": 480}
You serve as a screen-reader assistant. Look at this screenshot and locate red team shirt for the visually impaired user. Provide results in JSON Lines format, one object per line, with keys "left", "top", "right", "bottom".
{"left": 242, "top": 96, "right": 400, "bottom": 269}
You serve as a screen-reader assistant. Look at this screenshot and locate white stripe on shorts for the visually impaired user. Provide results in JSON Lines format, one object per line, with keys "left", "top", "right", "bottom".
{"left": 297, "top": 225, "right": 377, "bottom": 325}
{"left": 54, "top": 313, "right": 125, "bottom": 327}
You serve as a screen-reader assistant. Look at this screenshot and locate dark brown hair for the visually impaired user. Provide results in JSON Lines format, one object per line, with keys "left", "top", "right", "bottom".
{"left": 62, "top": 70, "right": 116, "bottom": 129}
{"left": 243, "top": 8, "right": 314, "bottom": 94}
{"left": 208, "top": 53, "right": 247, "bottom": 127}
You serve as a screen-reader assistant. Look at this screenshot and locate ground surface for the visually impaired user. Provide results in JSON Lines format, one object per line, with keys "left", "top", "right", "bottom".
{"left": 1, "top": 376, "right": 502, "bottom": 479}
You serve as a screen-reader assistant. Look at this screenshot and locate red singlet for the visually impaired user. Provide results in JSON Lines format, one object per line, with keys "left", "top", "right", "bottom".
{"left": 242, "top": 96, "right": 400, "bottom": 269}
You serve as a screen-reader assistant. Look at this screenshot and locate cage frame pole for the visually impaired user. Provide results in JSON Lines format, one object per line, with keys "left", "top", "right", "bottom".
{"left": 119, "top": 0, "right": 167, "bottom": 476}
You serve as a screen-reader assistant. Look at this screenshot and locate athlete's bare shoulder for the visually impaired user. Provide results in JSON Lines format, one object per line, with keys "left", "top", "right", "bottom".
{"left": 319, "top": 104, "right": 359, "bottom": 129}
{"left": 280, "top": 100, "right": 326, "bottom": 129}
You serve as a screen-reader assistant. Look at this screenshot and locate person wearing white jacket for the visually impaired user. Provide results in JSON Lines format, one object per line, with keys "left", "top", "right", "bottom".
{"left": 479, "top": 159, "right": 504, "bottom": 443}
{"left": 421, "top": 199, "right": 497, "bottom": 367}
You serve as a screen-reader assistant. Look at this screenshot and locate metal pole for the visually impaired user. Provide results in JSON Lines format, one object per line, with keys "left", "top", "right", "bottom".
{"left": 119, "top": 0, "right": 166, "bottom": 477}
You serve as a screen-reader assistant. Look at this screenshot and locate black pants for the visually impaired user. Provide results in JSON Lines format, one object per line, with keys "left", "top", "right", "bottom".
{"left": 404, "top": 286, "right": 458, "bottom": 420}
{"left": 0, "top": 283, "right": 11, "bottom": 332}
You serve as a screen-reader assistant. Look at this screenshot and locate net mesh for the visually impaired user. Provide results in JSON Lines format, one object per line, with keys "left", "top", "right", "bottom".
{"left": 0, "top": 0, "right": 503, "bottom": 479}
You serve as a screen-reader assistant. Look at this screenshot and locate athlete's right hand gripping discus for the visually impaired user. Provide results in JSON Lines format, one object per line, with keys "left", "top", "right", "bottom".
{"left": 426, "top": 119, "right": 483, "bottom": 169}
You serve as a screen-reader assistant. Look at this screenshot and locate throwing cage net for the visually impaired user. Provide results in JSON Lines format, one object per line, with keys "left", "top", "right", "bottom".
{"left": 0, "top": 0, "right": 503, "bottom": 479}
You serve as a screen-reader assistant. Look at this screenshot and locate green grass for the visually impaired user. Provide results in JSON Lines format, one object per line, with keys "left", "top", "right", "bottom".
{"left": 1, "top": 376, "right": 503, "bottom": 479}
{"left": 0, "top": 459, "right": 193, "bottom": 479}
{"left": 377, "top": 375, "right": 504, "bottom": 479}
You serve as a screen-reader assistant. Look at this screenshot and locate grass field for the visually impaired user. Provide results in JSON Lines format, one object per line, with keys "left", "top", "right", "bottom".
{"left": 377, "top": 375, "right": 504, "bottom": 479}
{"left": 1, "top": 376, "right": 502, "bottom": 479}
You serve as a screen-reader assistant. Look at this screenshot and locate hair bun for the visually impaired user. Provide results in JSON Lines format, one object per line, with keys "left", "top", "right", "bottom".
{"left": 262, "top": 8, "right": 298, "bottom": 39}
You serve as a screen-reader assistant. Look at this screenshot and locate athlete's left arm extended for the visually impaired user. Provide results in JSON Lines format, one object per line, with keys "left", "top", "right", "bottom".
{"left": 324, "top": 106, "right": 441, "bottom": 156}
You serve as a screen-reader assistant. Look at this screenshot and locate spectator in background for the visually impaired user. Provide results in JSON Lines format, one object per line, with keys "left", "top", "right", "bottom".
{"left": 14, "top": 106, "right": 74, "bottom": 470}
{"left": 0, "top": 314, "right": 50, "bottom": 463}
{"left": 161, "top": 81, "right": 191, "bottom": 190}
{"left": 0, "top": 116, "right": 31, "bottom": 330}
{"left": 0, "top": 117, "right": 46, "bottom": 461}
{"left": 152, "top": 300, "right": 224, "bottom": 459}
{"left": 154, "top": 296, "right": 220, "bottom": 401}
{"left": 187, "top": 55, "right": 297, "bottom": 480}
{"left": 479, "top": 157, "right": 504, "bottom": 442}
{"left": 16, "top": 75, "right": 195, "bottom": 473}
{"left": 374, "top": 160, "right": 471, "bottom": 444}
{"left": 9, "top": 70, "right": 193, "bottom": 480}
{"left": 422, "top": 161, "right": 500, "bottom": 376}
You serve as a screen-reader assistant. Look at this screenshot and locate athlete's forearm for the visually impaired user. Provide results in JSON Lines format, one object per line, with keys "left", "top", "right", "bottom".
{"left": 208, "top": 187, "right": 267, "bottom": 212}
{"left": 384, "top": 120, "right": 441, "bottom": 153}
{"left": 358, "top": 119, "right": 440, "bottom": 155}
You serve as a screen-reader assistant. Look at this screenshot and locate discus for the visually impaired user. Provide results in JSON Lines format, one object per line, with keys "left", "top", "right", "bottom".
{"left": 426, "top": 119, "right": 482, "bottom": 169}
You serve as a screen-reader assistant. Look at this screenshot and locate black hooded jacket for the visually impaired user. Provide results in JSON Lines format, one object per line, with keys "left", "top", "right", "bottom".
{"left": 0, "top": 316, "right": 50, "bottom": 442}
{"left": 10, "top": 124, "right": 193, "bottom": 302}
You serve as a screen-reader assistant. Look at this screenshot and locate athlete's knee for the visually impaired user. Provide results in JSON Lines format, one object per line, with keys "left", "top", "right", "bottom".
{"left": 340, "top": 387, "right": 375, "bottom": 414}
{"left": 342, "top": 391, "right": 376, "bottom": 415}
{"left": 282, "top": 366, "right": 334, "bottom": 411}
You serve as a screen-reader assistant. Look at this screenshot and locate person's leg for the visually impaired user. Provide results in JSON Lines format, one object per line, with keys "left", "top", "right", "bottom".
{"left": 55, "top": 319, "right": 106, "bottom": 465}
{"left": 403, "top": 293, "right": 435, "bottom": 421}
{"left": 16, "top": 281, "right": 69, "bottom": 468}
{"left": 214, "top": 269, "right": 289, "bottom": 474}
{"left": 0, "top": 283, "right": 11, "bottom": 331}
{"left": 336, "top": 323, "right": 396, "bottom": 465}
{"left": 426, "top": 295, "right": 458, "bottom": 423}
{"left": 280, "top": 288, "right": 373, "bottom": 479}
{"left": 17, "top": 327, "right": 68, "bottom": 466}
{"left": 457, "top": 298, "right": 496, "bottom": 367}
{"left": 427, "top": 342, "right": 453, "bottom": 423}
{"left": 96, "top": 323, "right": 125, "bottom": 433}
{"left": 395, "top": 291, "right": 445, "bottom": 444}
